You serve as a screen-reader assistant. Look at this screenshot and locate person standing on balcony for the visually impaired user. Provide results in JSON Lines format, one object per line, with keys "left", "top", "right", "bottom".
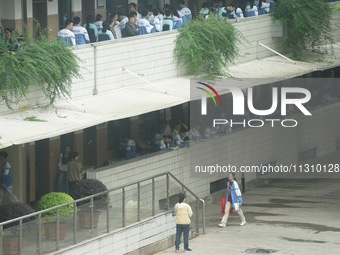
{"left": 137, "top": 9, "right": 154, "bottom": 34}
{"left": 178, "top": 0, "right": 192, "bottom": 26}
{"left": 218, "top": 172, "right": 246, "bottom": 227}
{"left": 122, "top": 136, "right": 136, "bottom": 160}
{"left": 94, "top": 14, "right": 103, "bottom": 31}
{"left": 174, "top": 193, "right": 193, "bottom": 253}
{"left": 83, "top": 15, "right": 99, "bottom": 42}
{"left": 124, "top": 13, "right": 140, "bottom": 37}
{"left": 56, "top": 145, "right": 72, "bottom": 193}
{"left": 67, "top": 151, "right": 83, "bottom": 193}
{"left": 0, "top": 151, "right": 19, "bottom": 205}
{"left": 57, "top": 19, "right": 76, "bottom": 46}
{"left": 128, "top": 2, "right": 141, "bottom": 21}
{"left": 72, "top": 16, "right": 90, "bottom": 45}
{"left": 98, "top": 21, "right": 115, "bottom": 41}
{"left": 4, "top": 28, "right": 19, "bottom": 52}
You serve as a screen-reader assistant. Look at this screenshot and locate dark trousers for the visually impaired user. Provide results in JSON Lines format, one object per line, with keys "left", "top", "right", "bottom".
{"left": 56, "top": 171, "right": 69, "bottom": 193}
{"left": 175, "top": 224, "right": 190, "bottom": 250}
{"left": 68, "top": 181, "right": 78, "bottom": 194}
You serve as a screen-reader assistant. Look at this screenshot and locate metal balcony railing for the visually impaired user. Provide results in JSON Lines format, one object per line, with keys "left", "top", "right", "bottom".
{"left": 0, "top": 172, "right": 205, "bottom": 255}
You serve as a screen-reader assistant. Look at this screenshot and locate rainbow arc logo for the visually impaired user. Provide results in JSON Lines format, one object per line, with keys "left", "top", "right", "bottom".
{"left": 196, "top": 82, "right": 223, "bottom": 107}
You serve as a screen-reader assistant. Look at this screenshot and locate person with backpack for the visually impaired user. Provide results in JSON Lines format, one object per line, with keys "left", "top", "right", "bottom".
{"left": 98, "top": 20, "right": 115, "bottom": 41}
{"left": 162, "top": 10, "right": 174, "bottom": 31}
{"left": 178, "top": 0, "right": 192, "bottom": 25}
{"left": 218, "top": 172, "right": 246, "bottom": 227}
{"left": 0, "top": 151, "right": 19, "bottom": 204}
{"left": 83, "top": 15, "right": 98, "bottom": 42}
{"left": 174, "top": 193, "right": 193, "bottom": 253}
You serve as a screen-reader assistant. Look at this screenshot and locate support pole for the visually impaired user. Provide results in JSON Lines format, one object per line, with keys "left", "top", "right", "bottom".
{"left": 258, "top": 42, "right": 296, "bottom": 64}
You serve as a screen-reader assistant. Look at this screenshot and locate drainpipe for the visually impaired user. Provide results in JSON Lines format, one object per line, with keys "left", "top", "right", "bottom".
{"left": 93, "top": 45, "right": 98, "bottom": 95}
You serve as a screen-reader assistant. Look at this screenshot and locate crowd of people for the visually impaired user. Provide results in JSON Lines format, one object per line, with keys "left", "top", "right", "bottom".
{"left": 57, "top": 0, "right": 192, "bottom": 46}
{"left": 56, "top": 0, "right": 277, "bottom": 46}
{"left": 109, "top": 116, "right": 233, "bottom": 163}
{"left": 0, "top": 0, "right": 277, "bottom": 49}
{"left": 199, "top": 0, "right": 276, "bottom": 19}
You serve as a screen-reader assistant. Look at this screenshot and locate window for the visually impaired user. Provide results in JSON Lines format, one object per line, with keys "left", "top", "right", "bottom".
{"left": 107, "top": 118, "right": 130, "bottom": 158}
{"left": 298, "top": 148, "right": 317, "bottom": 162}
{"left": 106, "top": 0, "right": 128, "bottom": 16}
{"left": 139, "top": 110, "right": 161, "bottom": 142}
{"left": 58, "top": 0, "right": 72, "bottom": 29}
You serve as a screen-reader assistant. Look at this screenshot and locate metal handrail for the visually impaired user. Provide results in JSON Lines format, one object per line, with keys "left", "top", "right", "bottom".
{"left": 0, "top": 171, "right": 206, "bottom": 255}
{"left": 0, "top": 172, "right": 168, "bottom": 226}
{"left": 168, "top": 172, "right": 206, "bottom": 235}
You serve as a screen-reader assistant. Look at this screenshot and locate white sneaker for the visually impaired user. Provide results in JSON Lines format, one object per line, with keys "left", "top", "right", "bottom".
{"left": 218, "top": 223, "right": 226, "bottom": 228}
{"left": 240, "top": 221, "right": 246, "bottom": 226}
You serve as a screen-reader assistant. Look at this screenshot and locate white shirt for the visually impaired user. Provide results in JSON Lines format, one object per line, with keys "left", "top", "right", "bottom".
{"left": 189, "top": 128, "right": 201, "bottom": 141}
{"left": 172, "top": 130, "right": 183, "bottom": 145}
{"left": 119, "top": 17, "right": 128, "bottom": 29}
{"left": 83, "top": 23, "right": 98, "bottom": 41}
{"left": 126, "top": 139, "right": 136, "bottom": 151}
{"left": 72, "top": 24, "right": 90, "bottom": 42}
{"left": 260, "top": 2, "right": 270, "bottom": 13}
{"left": 137, "top": 18, "right": 154, "bottom": 33}
{"left": 236, "top": 8, "right": 244, "bottom": 19}
{"left": 57, "top": 28, "right": 76, "bottom": 46}
{"left": 136, "top": 12, "right": 142, "bottom": 21}
{"left": 98, "top": 30, "right": 115, "bottom": 40}
{"left": 180, "top": 7, "right": 192, "bottom": 18}
{"left": 245, "top": 5, "right": 258, "bottom": 16}
{"left": 114, "top": 24, "right": 122, "bottom": 39}
{"left": 93, "top": 20, "right": 103, "bottom": 30}
{"left": 153, "top": 17, "right": 162, "bottom": 32}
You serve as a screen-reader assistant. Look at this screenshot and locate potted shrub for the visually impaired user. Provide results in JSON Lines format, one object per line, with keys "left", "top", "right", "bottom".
{"left": 174, "top": 17, "right": 242, "bottom": 80}
{"left": 273, "top": 0, "right": 334, "bottom": 60}
{"left": 0, "top": 25, "right": 81, "bottom": 110}
{"left": 0, "top": 202, "right": 35, "bottom": 255}
{"left": 70, "top": 179, "right": 108, "bottom": 229}
{"left": 36, "top": 192, "right": 74, "bottom": 241}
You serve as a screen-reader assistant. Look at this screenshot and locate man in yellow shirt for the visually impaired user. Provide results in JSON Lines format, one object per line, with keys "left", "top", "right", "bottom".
{"left": 174, "top": 193, "right": 193, "bottom": 253}
{"left": 67, "top": 151, "right": 83, "bottom": 193}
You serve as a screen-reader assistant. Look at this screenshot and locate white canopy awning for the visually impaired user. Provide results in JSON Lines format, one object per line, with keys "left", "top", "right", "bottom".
{"left": 1, "top": 45, "right": 340, "bottom": 149}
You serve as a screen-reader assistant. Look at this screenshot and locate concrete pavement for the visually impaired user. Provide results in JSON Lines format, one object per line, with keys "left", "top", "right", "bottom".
{"left": 154, "top": 178, "right": 340, "bottom": 255}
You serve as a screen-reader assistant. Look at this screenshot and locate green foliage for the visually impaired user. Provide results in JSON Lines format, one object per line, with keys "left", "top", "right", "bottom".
{"left": 70, "top": 179, "right": 108, "bottom": 207}
{"left": 273, "top": 0, "right": 334, "bottom": 60}
{"left": 37, "top": 192, "right": 74, "bottom": 222}
{"left": 24, "top": 116, "right": 47, "bottom": 122}
{"left": 174, "top": 18, "right": 241, "bottom": 79}
{"left": 0, "top": 27, "right": 81, "bottom": 109}
{"left": 0, "top": 202, "right": 35, "bottom": 228}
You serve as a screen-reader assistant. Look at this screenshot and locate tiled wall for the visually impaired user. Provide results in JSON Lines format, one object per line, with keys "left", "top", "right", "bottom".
{"left": 0, "top": 15, "right": 302, "bottom": 113}
{"left": 88, "top": 102, "right": 340, "bottom": 200}
{"left": 47, "top": 14, "right": 59, "bottom": 38}
{"left": 1, "top": 11, "right": 340, "bottom": 114}
{"left": 52, "top": 212, "right": 175, "bottom": 255}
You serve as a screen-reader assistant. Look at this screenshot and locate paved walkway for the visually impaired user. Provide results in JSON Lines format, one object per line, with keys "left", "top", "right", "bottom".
{"left": 154, "top": 178, "right": 340, "bottom": 255}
